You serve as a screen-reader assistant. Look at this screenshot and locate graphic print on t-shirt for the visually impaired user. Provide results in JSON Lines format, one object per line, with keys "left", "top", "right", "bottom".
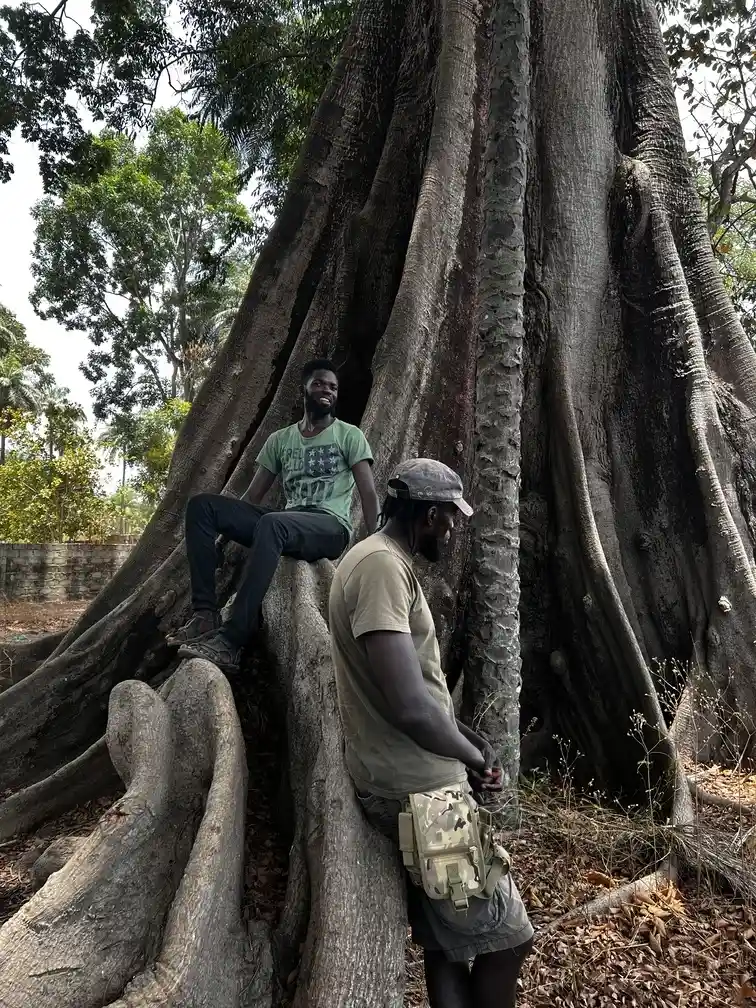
{"left": 305, "top": 444, "right": 342, "bottom": 477}
{"left": 256, "top": 419, "right": 373, "bottom": 532}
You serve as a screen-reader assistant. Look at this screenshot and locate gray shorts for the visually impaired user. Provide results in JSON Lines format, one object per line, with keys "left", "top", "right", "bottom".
{"left": 357, "top": 790, "right": 534, "bottom": 963}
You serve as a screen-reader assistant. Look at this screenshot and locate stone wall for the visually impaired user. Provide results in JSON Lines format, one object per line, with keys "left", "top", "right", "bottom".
{"left": 0, "top": 542, "right": 133, "bottom": 602}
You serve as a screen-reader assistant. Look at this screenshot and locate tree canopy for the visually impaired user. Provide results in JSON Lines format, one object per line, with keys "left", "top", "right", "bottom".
{"left": 30, "top": 108, "right": 255, "bottom": 420}
{"left": 0, "top": 0, "right": 352, "bottom": 202}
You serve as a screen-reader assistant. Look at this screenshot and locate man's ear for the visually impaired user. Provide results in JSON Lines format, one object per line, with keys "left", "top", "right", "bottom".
{"left": 426, "top": 505, "right": 438, "bottom": 526}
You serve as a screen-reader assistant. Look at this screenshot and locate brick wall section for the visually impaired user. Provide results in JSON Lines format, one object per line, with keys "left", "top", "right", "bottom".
{"left": 0, "top": 543, "right": 133, "bottom": 602}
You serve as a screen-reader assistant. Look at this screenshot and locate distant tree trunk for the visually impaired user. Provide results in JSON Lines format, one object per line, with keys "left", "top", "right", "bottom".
{"left": 0, "top": 432, "right": 5, "bottom": 466}
{"left": 0, "top": 0, "right": 755, "bottom": 1004}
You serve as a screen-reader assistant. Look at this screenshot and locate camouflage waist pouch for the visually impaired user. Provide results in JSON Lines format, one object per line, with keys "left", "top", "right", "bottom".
{"left": 398, "top": 786, "right": 511, "bottom": 912}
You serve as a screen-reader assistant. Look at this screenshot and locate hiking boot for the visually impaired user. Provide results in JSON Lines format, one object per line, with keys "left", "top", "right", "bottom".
{"left": 177, "top": 631, "right": 242, "bottom": 674}
{"left": 166, "top": 611, "right": 220, "bottom": 648}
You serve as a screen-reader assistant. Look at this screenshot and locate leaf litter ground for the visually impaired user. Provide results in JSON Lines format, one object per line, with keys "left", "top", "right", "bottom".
{"left": 1, "top": 604, "right": 754, "bottom": 1006}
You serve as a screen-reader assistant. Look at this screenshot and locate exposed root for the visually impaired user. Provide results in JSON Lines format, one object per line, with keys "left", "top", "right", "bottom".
{"left": 689, "top": 778, "right": 756, "bottom": 814}
{"left": 0, "top": 660, "right": 249, "bottom": 1008}
{"left": 540, "top": 861, "right": 675, "bottom": 934}
{"left": 0, "top": 737, "right": 119, "bottom": 842}
{"left": 672, "top": 823, "right": 756, "bottom": 902}
{"left": 536, "top": 749, "right": 756, "bottom": 931}
{"left": 0, "top": 632, "right": 64, "bottom": 689}
{"left": 0, "top": 679, "right": 175, "bottom": 1006}
{"left": 264, "top": 560, "right": 406, "bottom": 1008}
{"left": 0, "top": 550, "right": 189, "bottom": 794}
{"left": 106, "top": 659, "right": 251, "bottom": 1008}
{"left": 29, "top": 836, "right": 88, "bottom": 890}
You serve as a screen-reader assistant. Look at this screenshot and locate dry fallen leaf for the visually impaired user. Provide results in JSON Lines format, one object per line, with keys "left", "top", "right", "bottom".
{"left": 585, "top": 869, "right": 613, "bottom": 887}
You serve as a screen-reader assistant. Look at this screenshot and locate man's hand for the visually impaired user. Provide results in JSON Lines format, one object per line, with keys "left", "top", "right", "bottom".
{"left": 468, "top": 740, "right": 503, "bottom": 794}
{"left": 456, "top": 723, "right": 504, "bottom": 793}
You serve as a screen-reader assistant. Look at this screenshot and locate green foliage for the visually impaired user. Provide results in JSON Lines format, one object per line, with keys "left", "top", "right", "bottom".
{"left": 0, "top": 354, "right": 41, "bottom": 464}
{"left": 38, "top": 385, "right": 87, "bottom": 461}
{"left": 186, "top": 0, "right": 354, "bottom": 202}
{"left": 658, "top": 2, "right": 756, "bottom": 342}
{"left": 102, "top": 398, "right": 190, "bottom": 508}
{"left": 1, "top": 1, "right": 353, "bottom": 201}
{"left": 660, "top": 0, "right": 755, "bottom": 235}
{"left": 710, "top": 182, "right": 756, "bottom": 343}
{"left": 0, "top": 304, "right": 50, "bottom": 377}
{"left": 0, "top": 425, "right": 108, "bottom": 542}
{"left": 128, "top": 398, "right": 191, "bottom": 506}
{"left": 30, "top": 108, "right": 256, "bottom": 421}
{"left": 0, "top": 1, "right": 173, "bottom": 188}
{"left": 105, "top": 484, "right": 153, "bottom": 537}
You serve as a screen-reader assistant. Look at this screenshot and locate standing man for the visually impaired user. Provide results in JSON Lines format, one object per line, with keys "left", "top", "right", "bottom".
{"left": 171, "top": 358, "right": 378, "bottom": 672}
{"left": 329, "top": 459, "right": 533, "bottom": 1008}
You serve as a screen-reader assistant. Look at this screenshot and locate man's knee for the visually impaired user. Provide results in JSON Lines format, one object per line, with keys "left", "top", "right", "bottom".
{"left": 255, "top": 511, "right": 287, "bottom": 543}
{"left": 186, "top": 492, "right": 215, "bottom": 520}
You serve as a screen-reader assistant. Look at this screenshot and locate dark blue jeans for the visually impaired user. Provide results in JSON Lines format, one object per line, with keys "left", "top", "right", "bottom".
{"left": 185, "top": 493, "right": 348, "bottom": 646}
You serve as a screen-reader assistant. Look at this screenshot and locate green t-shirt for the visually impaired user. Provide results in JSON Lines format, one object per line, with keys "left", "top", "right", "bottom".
{"left": 256, "top": 419, "right": 373, "bottom": 532}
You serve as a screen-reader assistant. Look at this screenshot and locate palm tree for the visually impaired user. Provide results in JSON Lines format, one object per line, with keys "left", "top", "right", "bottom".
{"left": 99, "top": 415, "right": 136, "bottom": 489}
{"left": 0, "top": 356, "right": 40, "bottom": 464}
{"left": 0, "top": 324, "right": 14, "bottom": 356}
{"left": 38, "top": 386, "right": 86, "bottom": 462}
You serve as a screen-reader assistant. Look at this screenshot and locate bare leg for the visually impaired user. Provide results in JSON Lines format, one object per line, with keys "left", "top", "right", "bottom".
{"left": 469, "top": 938, "right": 533, "bottom": 1007}
{"left": 424, "top": 950, "right": 472, "bottom": 1008}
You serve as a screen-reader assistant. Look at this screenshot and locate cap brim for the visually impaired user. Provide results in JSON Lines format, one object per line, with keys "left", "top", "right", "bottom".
{"left": 454, "top": 497, "right": 473, "bottom": 518}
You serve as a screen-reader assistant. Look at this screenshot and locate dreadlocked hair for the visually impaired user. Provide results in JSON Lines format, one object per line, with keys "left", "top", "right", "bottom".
{"left": 378, "top": 495, "right": 440, "bottom": 530}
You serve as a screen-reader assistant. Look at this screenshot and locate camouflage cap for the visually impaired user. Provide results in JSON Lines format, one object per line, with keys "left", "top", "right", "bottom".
{"left": 388, "top": 458, "right": 473, "bottom": 517}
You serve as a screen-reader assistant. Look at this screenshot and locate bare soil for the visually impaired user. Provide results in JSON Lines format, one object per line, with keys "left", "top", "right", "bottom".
{"left": 1, "top": 603, "right": 754, "bottom": 1006}
{"left": 0, "top": 600, "right": 87, "bottom": 641}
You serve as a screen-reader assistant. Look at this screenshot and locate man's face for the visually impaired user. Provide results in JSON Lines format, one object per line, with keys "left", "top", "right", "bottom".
{"left": 417, "top": 504, "right": 456, "bottom": 562}
{"left": 304, "top": 369, "right": 338, "bottom": 417}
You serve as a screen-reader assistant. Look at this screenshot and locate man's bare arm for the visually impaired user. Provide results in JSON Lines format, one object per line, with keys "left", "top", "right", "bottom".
{"left": 352, "top": 460, "right": 379, "bottom": 534}
{"left": 241, "top": 467, "right": 277, "bottom": 505}
{"left": 362, "top": 631, "right": 485, "bottom": 770}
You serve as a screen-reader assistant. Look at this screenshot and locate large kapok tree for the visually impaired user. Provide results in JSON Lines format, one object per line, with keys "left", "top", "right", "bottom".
{"left": 0, "top": 0, "right": 755, "bottom": 1003}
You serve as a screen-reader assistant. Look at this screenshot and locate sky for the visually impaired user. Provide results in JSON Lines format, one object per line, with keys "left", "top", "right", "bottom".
{"left": 0, "top": 133, "right": 93, "bottom": 414}
{"left": 0, "top": 0, "right": 180, "bottom": 425}
{"left": 0, "top": 1, "right": 700, "bottom": 427}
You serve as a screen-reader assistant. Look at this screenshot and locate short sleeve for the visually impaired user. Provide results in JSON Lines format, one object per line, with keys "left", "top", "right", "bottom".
{"left": 343, "top": 424, "right": 373, "bottom": 468}
{"left": 256, "top": 431, "right": 281, "bottom": 474}
{"left": 345, "top": 551, "right": 414, "bottom": 638}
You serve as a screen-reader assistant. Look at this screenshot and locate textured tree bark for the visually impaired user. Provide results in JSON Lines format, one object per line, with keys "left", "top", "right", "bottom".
{"left": 0, "top": 0, "right": 755, "bottom": 1002}
{"left": 463, "top": 0, "right": 530, "bottom": 809}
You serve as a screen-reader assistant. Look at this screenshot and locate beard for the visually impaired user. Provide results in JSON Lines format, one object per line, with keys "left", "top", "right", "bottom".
{"left": 418, "top": 537, "right": 443, "bottom": 563}
{"left": 305, "top": 392, "right": 335, "bottom": 417}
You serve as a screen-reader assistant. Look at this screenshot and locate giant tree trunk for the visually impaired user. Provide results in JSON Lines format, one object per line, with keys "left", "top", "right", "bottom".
{"left": 0, "top": 0, "right": 755, "bottom": 1003}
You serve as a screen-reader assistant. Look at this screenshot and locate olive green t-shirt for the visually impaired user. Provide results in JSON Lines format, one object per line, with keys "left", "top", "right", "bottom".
{"left": 329, "top": 533, "right": 467, "bottom": 799}
{"left": 256, "top": 419, "right": 373, "bottom": 533}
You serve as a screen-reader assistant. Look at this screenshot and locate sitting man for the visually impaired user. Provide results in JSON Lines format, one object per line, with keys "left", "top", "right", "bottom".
{"left": 329, "top": 458, "right": 533, "bottom": 1008}
{"left": 170, "top": 358, "right": 378, "bottom": 672}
